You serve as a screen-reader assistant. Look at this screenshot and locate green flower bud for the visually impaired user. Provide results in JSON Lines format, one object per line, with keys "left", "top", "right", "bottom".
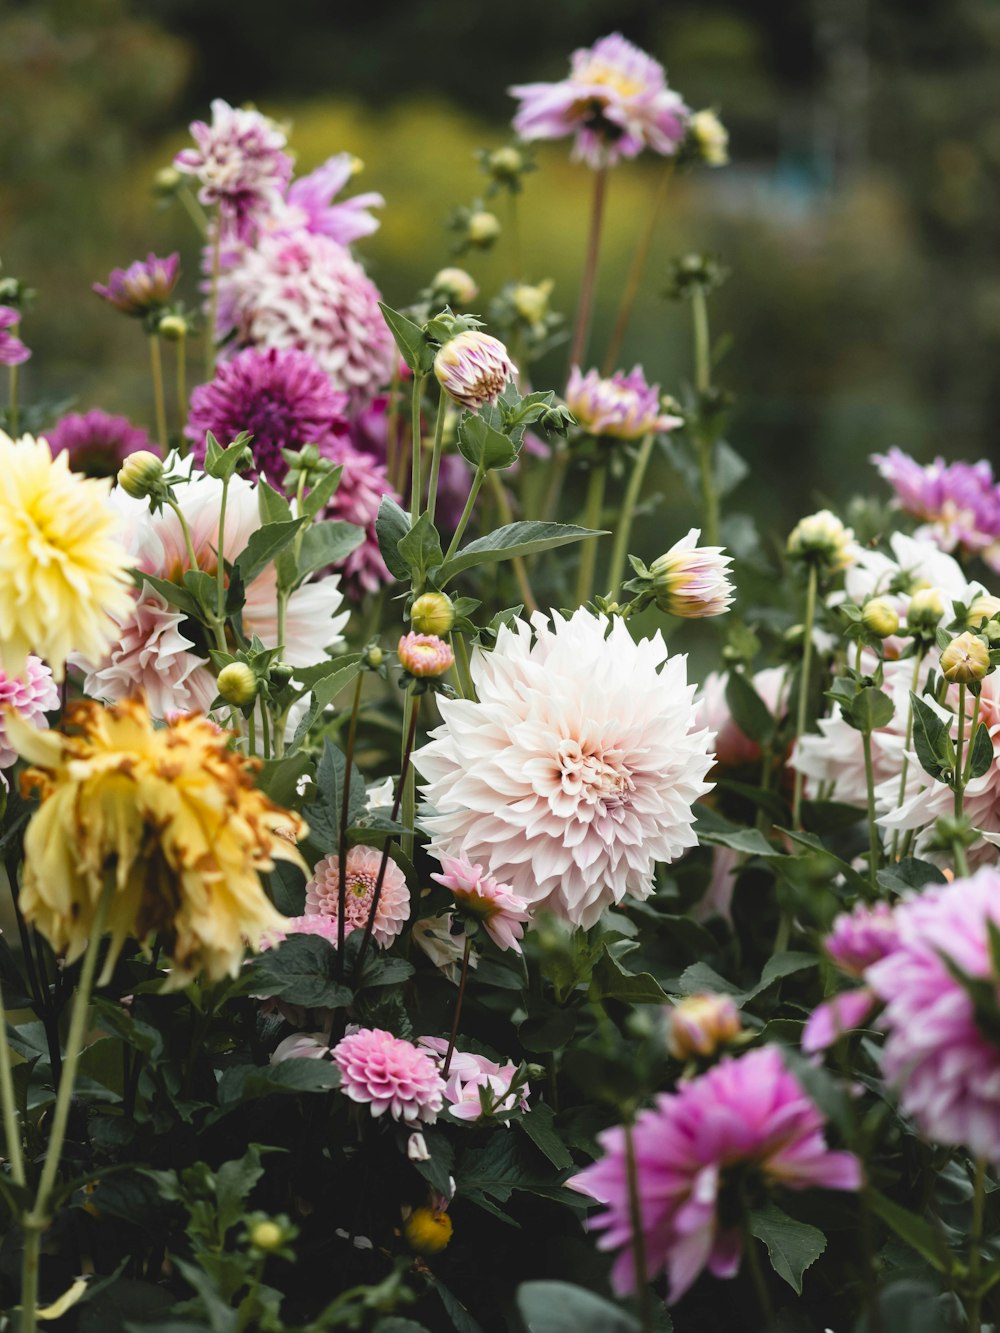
{"left": 940, "top": 632, "right": 990, "bottom": 684}
{"left": 157, "top": 314, "right": 189, "bottom": 342}
{"left": 364, "top": 644, "right": 384, "bottom": 669}
{"left": 466, "top": 211, "right": 501, "bottom": 245}
{"left": 249, "top": 1220, "right": 284, "bottom": 1251}
{"left": 907, "top": 587, "right": 945, "bottom": 633}
{"left": 217, "top": 662, "right": 258, "bottom": 706}
{"left": 488, "top": 146, "right": 524, "bottom": 178}
{"left": 410, "top": 591, "right": 455, "bottom": 637}
{"left": 861, "top": 596, "right": 900, "bottom": 639}
{"left": 117, "top": 450, "right": 165, "bottom": 500}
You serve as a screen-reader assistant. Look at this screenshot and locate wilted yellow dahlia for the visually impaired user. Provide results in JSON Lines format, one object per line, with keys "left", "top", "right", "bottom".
{"left": 0, "top": 431, "right": 134, "bottom": 680}
{"left": 8, "top": 699, "right": 304, "bottom": 988}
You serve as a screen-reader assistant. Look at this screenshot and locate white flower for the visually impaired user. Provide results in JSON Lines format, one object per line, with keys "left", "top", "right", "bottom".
{"left": 414, "top": 609, "right": 715, "bottom": 929}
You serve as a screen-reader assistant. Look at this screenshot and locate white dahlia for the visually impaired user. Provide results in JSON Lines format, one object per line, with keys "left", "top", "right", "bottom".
{"left": 414, "top": 609, "right": 715, "bottom": 929}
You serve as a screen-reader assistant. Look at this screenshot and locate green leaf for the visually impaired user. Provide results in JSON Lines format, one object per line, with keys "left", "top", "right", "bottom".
{"left": 725, "top": 670, "right": 776, "bottom": 745}
{"left": 846, "top": 686, "right": 895, "bottom": 733}
{"left": 589, "top": 946, "right": 668, "bottom": 1004}
{"left": 376, "top": 495, "right": 411, "bottom": 580}
{"left": 305, "top": 737, "right": 368, "bottom": 852}
{"left": 257, "top": 479, "right": 292, "bottom": 524}
{"left": 379, "top": 302, "right": 435, "bottom": 373}
{"left": 439, "top": 522, "right": 605, "bottom": 584}
{"left": 293, "top": 653, "right": 363, "bottom": 692}
{"left": 910, "top": 691, "right": 952, "bottom": 783}
{"left": 457, "top": 413, "right": 520, "bottom": 470}
{"left": 866, "top": 1190, "right": 952, "bottom": 1273}
{"left": 215, "top": 1058, "right": 341, "bottom": 1109}
{"left": 131, "top": 570, "right": 199, "bottom": 618}
{"left": 968, "top": 720, "right": 994, "bottom": 780}
{"left": 203, "top": 431, "right": 252, "bottom": 481}
{"left": 397, "top": 511, "right": 444, "bottom": 590}
{"left": 854, "top": 1280, "right": 953, "bottom": 1333}
{"left": 234, "top": 518, "right": 307, "bottom": 586}
{"left": 300, "top": 464, "right": 343, "bottom": 519}
{"left": 291, "top": 659, "right": 364, "bottom": 747}
{"left": 694, "top": 813, "right": 779, "bottom": 858}
{"left": 877, "top": 857, "right": 946, "bottom": 894}
{"left": 517, "top": 1105, "right": 574, "bottom": 1171}
{"left": 245, "top": 933, "right": 352, "bottom": 1009}
{"left": 255, "top": 750, "right": 313, "bottom": 806}
{"left": 296, "top": 520, "right": 365, "bottom": 581}
{"left": 748, "top": 1202, "right": 826, "bottom": 1294}
{"left": 516, "top": 1281, "right": 640, "bottom": 1333}
{"left": 713, "top": 439, "right": 748, "bottom": 499}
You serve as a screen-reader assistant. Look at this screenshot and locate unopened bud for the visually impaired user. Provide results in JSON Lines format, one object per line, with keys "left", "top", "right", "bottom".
{"left": 786, "top": 510, "right": 854, "bottom": 574}
{"left": 488, "top": 146, "right": 525, "bottom": 178}
{"left": 249, "top": 1220, "right": 284, "bottom": 1251}
{"left": 430, "top": 267, "right": 478, "bottom": 307}
{"left": 667, "top": 993, "right": 742, "bottom": 1062}
{"left": 157, "top": 313, "right": 188, "bottom": 342}
{"left": 689, "top": 109, "right": 730, "bottom": 166}
{"left": 968, "top": 593, "right": 1000, "bottom": 626}
{"left": 398, "top": 632, "right": 455, "bottom": 679}
{"left": 434, "top": 330, "right": 515, "bottom": 411}
{"left": 117, "top": 450, "right": 165, "bottom": 500}
{"left": 411, "top": 592, "right": 455, "bottom": 638}
{"left": 907, "top": 587, "right": 945, "bottom": 633}
{"left": 364, "top": 644, "right": 384, "bottom": 669}
{"left": 940, "top": 632, "right": 990, "bottom": 684}
{"left": 466, "top": 211, "right": 501, "bottom": 245}
{"left": 217, "top": 662, "right": 258, "bottom": 706}
{"left": 403, "top": 1206, "right": 453, "bottom": 1255}
{"left": 512, "top": 279, "right": 554, "bottom": 327}
{"left": 153, "top": 166, "right": 181, "bottom": 195}
{"left": 861, "top": 597, "right": 900, "bottom": 639}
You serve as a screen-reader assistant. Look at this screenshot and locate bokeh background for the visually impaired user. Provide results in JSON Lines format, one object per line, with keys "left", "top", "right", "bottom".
{"left": 3, "top": 0, "right": 999, "bottom": 533}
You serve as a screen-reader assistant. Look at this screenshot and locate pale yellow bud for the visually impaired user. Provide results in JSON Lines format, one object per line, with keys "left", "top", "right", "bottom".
{"left": 907, "top": 587, "right": 945, "bottom": 632}
{"left": 250, "top": 1220, "right": 284, "bottom": 1251}
{"left": 410, "top": 592, "right": 455, "bottom": 638}
{"left": 489, "top": 146, "right": 524, "bottom": 177}
{"left": 941, "top": 632, "right": 990, "bottom": 684}
{"left": 861, "top": 597, "right": 900, "bottom": 639}
{"left": 690, "top": 109, "right": 730, "bottom": 166}
{"left": 117, "top": 450, "right": 165, "bottom": 500}
{"left": 217, "top": 662, "right": 258, "bottom": 706}
{"left": 157, "top": 314, "right": 188, "bottom": 342}
{"left": 512, "top": 279, "right": 554, "bottom": 327}
{"left": 467, "top": 211, "right": 501, "bottom": 245}
{"left": 786, "top": 510, "right": 854, "bottom": 573}
{"left": 968, "top": 593, "right": 1000, "bottom": 626}
{"left": 430, "top": 267, "right": 478, "bottom": 307}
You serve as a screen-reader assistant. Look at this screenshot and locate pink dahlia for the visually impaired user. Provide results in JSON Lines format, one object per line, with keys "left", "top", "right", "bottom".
{"left": 569, "top": 1046, "right": 862, "bottom": 1304}
{"left": 430, "top": 854, "right": 532, "bottom": 952}
{"left": 174, "top": 99, "right": 293, "bottom": 243}
{"left": 0, "top": 307, "right": 30, "bottom": 367}
{"left": 321, "top": 439, "right": 397, "bottom": 598}
{"left": 0, "top": 657, "right": 58, "bottom": 768}
{"left": 186, "top": 346, "right": 349, "bottom": 484}
{"left": 801, "top": 901, "right": 900, "bottom": 1055}
{"left": 510, "top": 33, "right": 690, "bottom": 169}
{"left": 304, "top": 844, "right": 410, "bottom": 948}
{"left": 398, "top": 632, "right": 454, "bottom": 679}
{"left": 415, "top": 608, "right": 715, "bottom": 929}
{"left": 418, "top": 1037, "right": 529, "bottom": 1122}
{"left": 46, "top": 409, "right": 157, "bottom": 479}
{"left": 217, "top": 229, "right": 396, "bottom": 410}
{"left": 649, "top": 529, "right": 734, "bottom": 618}
{"left": 279, "top": 154, "right": 385, "bottom": 247}
{"left": 332, "top": 1027, "right": 445, "bottom": 1124}
{"left": 866, "top": 870, "right": 1000, "bottom": 1161}
{"left": 93, "top": 253, "right": 179, "bottom": 317}
{"left": 872, "top": 447, "right": 1000, "bottom": 571}
{"left": 565, "top": 365, "right": 681, "bottom": 441}
{"left": 433, "top": 331, "right": 515, "bottom": 412}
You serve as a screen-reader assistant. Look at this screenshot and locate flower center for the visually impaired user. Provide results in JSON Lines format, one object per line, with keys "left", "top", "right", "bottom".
{"left": 556, "top": 737, "right": 633, "bottom": 809}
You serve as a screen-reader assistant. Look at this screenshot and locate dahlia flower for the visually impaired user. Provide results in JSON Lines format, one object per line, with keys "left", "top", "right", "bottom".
{"left": 174, "top": 99, "right": 293, "bottom": 242}
{"left": 8, "top": 699, "right": 304, "bottom": 986}
{"left": 510, "top": 33, "right": 690, "bottom": 169}
{"left": 801, "top": 901, "right": 900, "bottom": 1054}
{"left": 0, "top": 657, "right": 58, "bottom": 769}
{"left": 0, "top": 432, "right": 133, "bottom": 681}
{"left": 649, "top": 529, "right": 735, "bottom": 618}
{"left": 332, "top": 1027, "right": 445, "bottom": 1124}
{"left": 217, "top": 230, "right": 395, "bottom": 409}
{"left": 418, "top": 1037, "right": 529, "bottom": 1122}
{"left": 304, "top": 845, "right": 410, "bottom": 948}
{"left": 667, "top": 994, "right": 741, "bottom": 1062}
{"left": 430, "top": 854, "right": 532, "bottom": 952}
{"left": 787, "top": 509, "right": 854, "bottom": 574}
{"left": 698, "top": 667, "right": 788, "bottom": 768}
{"left": 866, "top": 870, "right": 1000, "bottom": 1161}
{"left": 873, "top": 447, "right": 1000, "bottom": 571}
{"left": 415, "top": 609, "right": 715, "bottom": 928}
{"left": 0, "top": 307, "right": 30, "bottom": 366}
{"left": 46, "top": 409, "right": 157, "bottom": 479}
{"left": 568, "top": 1047, "right": 862, "bottom": 1303}
{"left": 186, "top": 346, "right": 349, "bottom": 484}
{"left": 278, "top": 153, "right": 384, "bottom": 246}
{"left": 398, "top": 632, "right": 455, "bottom": 679}
{"left": 320, "top": 440, "right": 397, "bottom": 597}
{"left": 565, "top": 365, "right": 681, "bottom": 441}
{"left": 93, "top": 253, "right": 179, "bottom": 317}
{"left": 266, "top": 913, "right": 341, "bottom": 949}
{"left": 433, "top": 331, "right": 515, "bottom": 411}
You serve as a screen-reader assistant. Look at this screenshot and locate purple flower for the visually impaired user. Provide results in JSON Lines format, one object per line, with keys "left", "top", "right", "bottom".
{"left": 283, "top": 154, "right": 385, "bottom": 246}
{"left": 566, "top": 365, "right": 682, "bottom": 441}
{"left": 801, "top": 902, "right": 900, "bottom": 1055}
{"left": 174, "top": 99, "right": 293, "bottom": 243}
{"left": 186, "top": 346, "right": 348, "bottom": 485}
{"left": 872, "top": 447, "right": 1000, "bottom": 571}
{"left": 0, "top": 307, "right": 30, "bottom": 366}
{"left": 510, "top": 33, "right": 689, "bottom": 169}
{"left": 46, "top": 409, "right": 157, "bottom": 478}
{"left": 569, "top": 1047, "right": 862, "bottom": 1304}
{"left": 93, "top": 253, "right": 179, "bottom": 317}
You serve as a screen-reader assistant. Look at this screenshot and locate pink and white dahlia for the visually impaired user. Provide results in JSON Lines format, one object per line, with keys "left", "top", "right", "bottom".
{"left": 698, "top": 667, "right": 788, "bottom": 768}
{"left": 46, "top": 409, "right": 156, "bottom": 479}
{"left": 418, "top": 1037, "right": 529, "bottom": 1122}
{"left": 430, "top": 854, "right": 532, "bottom": 952}
{"left": 304, "top": 845, "right": 410, "bottom": 948}
{"left": 433, "top": 332, "right": 515, "bottom": 412}
{"left": 271, "top": 153, "right": 384, "bottom": 247}
{"left": 0, "top": 307, "right": 30, "bottom": 367}
{"left": 872, "top": 447, "right": 1000, "bottom": 572}
{"left": 565, "top": 365, "right": 681, "bottom": 441}
{"left": 174, "top": 99, "right": 293, "bottom": 242}
{"left": 649, "top": 529, "right": 734, "bottom": 618}
{"left": 332, "top": 1027, "right": 445, "bottom": 1124}
{"left": 415, "top": 608, "right": 715, "bottom": 928}
{"left": 569, "top": 1046, "right": 862, "bottom": 1303}
{"left": 398, "top": 632, "right": 455, "bottom": 679}
{"left": 866, "top": 870, "right": 1000, "bottom": 1161}
{"left": 93, "top": 253, "right": 179, "bottom": 317}
{"left": 217, "top": 229, "right": 395, "bottom": 410}
{"left": 0, "top": 657, "right": 58, "bottom": 769}
{"left": 510, "top": 33, "right": 690, "bottom": 169}
{"left": 801, "top": 901, "right": 900, "bottom": 1054}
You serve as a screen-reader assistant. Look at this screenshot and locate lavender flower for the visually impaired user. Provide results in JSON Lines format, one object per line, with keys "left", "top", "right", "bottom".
{"left": 46, "top": 409, "right": 157, "bottom": 478}
{"left": 565, "top": 365, "right": 681, "bottom": 441}
{"left": 872, "top": 447, "right": 1000, "bottom": 571}
{"left": 0, "top": 307, "right": 30, "bottom": 366}
{"left": 281, "top": 154, "right": 384, "bottom": 246}
{"left": 93, "top": 253, "right": 179, "bottom": 317}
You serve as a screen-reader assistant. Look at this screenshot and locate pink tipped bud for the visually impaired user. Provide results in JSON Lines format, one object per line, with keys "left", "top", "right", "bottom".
{"left": 398, "top": 632, "right": 455, "bottom": 678}
{"left": 667, "top": 993, "right": 742, "bottom": 1061}
{"left": 434, "top": 331, "right": 515, "bottom": 411}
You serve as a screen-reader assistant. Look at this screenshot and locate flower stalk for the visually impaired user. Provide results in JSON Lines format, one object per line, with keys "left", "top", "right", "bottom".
{"left": 575, "top": 460, "right": 607, "bottom": 605}
{"left": 149, "top": 332, "right": 168, "bottom": 451}
{"left": 792, "top": 563, "right": 818, "bottom": 829}
{"left": 567, "top": 165, "right": 608, "bottom": 374}
{"left": 442, "top": 936, "right": 473, "bottom": 1080}
{"left": 607, "top": 433, "right": 655, "bottom": 597}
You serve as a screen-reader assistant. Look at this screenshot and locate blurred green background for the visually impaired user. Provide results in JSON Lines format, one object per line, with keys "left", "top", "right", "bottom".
{"left": 3, "top": 0, "right": 1000, "bottom": 535}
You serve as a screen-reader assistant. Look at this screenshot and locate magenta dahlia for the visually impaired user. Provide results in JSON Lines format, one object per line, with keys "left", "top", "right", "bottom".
{"left": 321, "top": 439, "right": 397, "bottom": 598}
{"left": 332, "top": 1027, "right": 445, "bottom": 1124}
{"left": 46, "top": 409, "right": 157, "bottom": 479}
{"left": 0, "top": 307, "right": 30, "bottom": 367}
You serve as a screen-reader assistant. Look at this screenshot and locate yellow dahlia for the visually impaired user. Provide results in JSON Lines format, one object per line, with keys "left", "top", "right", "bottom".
{"left": 0, "top": 431, "right": 134, "bottom": 680}
{"left": 8, "top": 699, "right": 304, "bottom": 987}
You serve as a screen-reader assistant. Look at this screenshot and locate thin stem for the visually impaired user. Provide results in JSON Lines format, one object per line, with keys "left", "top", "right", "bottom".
{"left": 603, "top": 159, "right": 676, "bottom": 375}
{"left": 575, "top": 461, "right": 607, "bottom": 606}
{"left": 690, "top": 284, "right": 720, "bottom": 546}
{"left": 215, "top": 473, "right": 229, "bottom": 627}
{"left": 401, "top": 691, "right": 418, "bottom": 864}
{"left": 890, "top": 649, "right": 925, "bottom": 861}
{"left": 624, "top": 1121, "right": 653, "bottom": 1333}
{"left": 386, "top": 359, "right": 402, "bottom": 492}
{"left": 442, "top": 937, "right": 473, "bottom": 1079}
{"left": 742, "top": 1225, "right": 775, "bottom": 1331}
{"left": 963, "top": 691, "right": 981, "bottom": 786}
{"left": 453, "top": 632, "right": 475, "bottom": 700}
{"left": 0, "top": 978, "right": 25, "bottom": 1187}
{"left": 607, "top": 433, "right": 655, "bottom": 598}
{"left": 410, "top": 374, "right": 425, "bottom": 524}
{"left": 486, "top": 471, "right": 538, "bottom": 613}
{"left": 955, "top": 682, "right": 967, "bottom": 821}
{"left": 149, "top": 333, "right": 168, "bottom": 451}
{"left": 205, "top": 213, "right": 222, "bottom": 378}
{"left": 260, "top": 700, "right": 272, "bottom": 762}
{"left": 538, "top": 442, "right": 569, "bottom": 527}
{"left": 176, "top": 180, "right": 209, "bottom": 237}
{"left": 861, "top": 729, "right": 880, "bottom": 898}
{"left": 507, "top": 190, "right": 523, "bottom": 280}
{"left": 792, "top": 564, "right": 818, "bottom": 829}
{"left": 692, "top": 285, "right": 711, "bottom": 394}
{"left": 443, "top": 467, "right": 486, "bottom": 564}
{"left": 175, "top": 330, "right": 188, "bottom": 450}
{"left": 336, "top": 674, "right": 365, "bottom": 980}
{"left": 567, "top": 166, "right": 609, "bottom": 375}
{"left": 425, "top": 390, "right": 448, "bottom": 525}
{"left": 965, "top": 1156, "right": 987, "bottom": 1332}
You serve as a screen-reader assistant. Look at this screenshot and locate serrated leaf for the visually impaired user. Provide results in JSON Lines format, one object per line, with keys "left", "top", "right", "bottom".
{"left": 376, "top": 495, "right": 411, "bottom": 580}
{"left": 397, "top": 511, "right": 444, "bottom": 589}
{"left": 439, "top": 522, "right": 605, "bottom": 584}
{"left": 589, "top": 946, "right": 667, "bottom": 1004}
{"left": 293, "top": 653, "right": 363, "bottom": 692}
{"left": 245, "top": 933, "right": 352, "bottom": 1009}
{"left": 215, "top": 1058, "right": 341, "bottom": 1109}
{"left": 234, "top": 518, "right": 307, "bottom": 586}
{"left": 866, "top": 1189, "right": 952, "bottom": 1272}
{"left": 846, "top": 686, "right": 895, "bottom": 733}
{"left": 749, "top": 1202, "right": 826, "bottom": 1294}
{"left": 257, "top": 479, "right": 292, "bottom": 524}
{"left": 517, "top": 1104, "right": 574, "bottom": 1170}
{"left": 725, "top": 670, "right": 776, "bottom": 745}
{"left": 296, "top": 520, "right": 365, "bottom": 581}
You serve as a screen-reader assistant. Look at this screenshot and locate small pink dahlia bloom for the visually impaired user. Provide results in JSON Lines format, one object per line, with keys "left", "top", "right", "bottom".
{"left": 510, "top": 33, "right": 690, "bottom": 169}
{"left": 332, "top": 1027, "right": 445, "bottom": 1124}
{"left": 279, "top": 153, "right": 385, "bottom": 247}
{"left": 872, "top": 447, "right": 1000, "bottom": 571}
{"left": 305, "top": 845, "right": 410, "bottom": 948}
{"left": 174, "top": 99, "right": 293, "bottom": 243}
{"left": 801, "top": 901, "right": 900, "bottom": 1054}
{"left": 93, "top": 253, "right": 179, "bottom": 317}
{"left": 430, "top": 854, "right": 532, "bottom": 952}
{"left": 0, "top": 307, "right": 30, "bottom": 367}
{"left": 433, "top": 331, "right": 515, "bottom": 411}
{"left": 398, "top": 632, "right": 455, "bottom": 679}
{"left": 46, "top": 409, "right": 157, "bottom": 479}
{"left": 418, "top": 1036, "right": 529, "bottom": 1122}
{"left": 0, "top": 657, "right": 59, "bottom": 768}
{"left": 217, "top": 229, "right": 395, "bottom": 410}
{"left": 650, "top": 528, "right": 735, "bottom": 618}
{"left": 569, "top": 1046, "right": 862, "bottom": 1304}
{"left": 866, "top": 870, "right": 1000, "bottom": 1162}
{"left": 415, "top": 608, "right": 715, "bottom": 928}
{"left": 565, "top": 365, "right": 681, "bottom": 441}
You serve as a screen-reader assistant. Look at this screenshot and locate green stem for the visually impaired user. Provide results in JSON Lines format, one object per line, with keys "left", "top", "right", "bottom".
{"left": 862, "top": 729, "right": 880, "bottom": 898}
{"left": 538, "top": 442, "right": 569, "bottom": 527}
{"left": 425, "top": 390, "right": 447, "bottom": 524}
{"left": 410, "top": 374, "right": 425, "bottom": 524}
{"left": 176, "top": 180, "right": 209, "bottom": 237}
{"left": 386, "top": 358, "right": 402, "bottom": 492}
{"left": 442, "top": 937, "right": 473, "bottom": 1079}
{"left": 175, "top": 330, "right": 188, "bottom": 450}
{"left": 792, "top": 563, "right": 818, "bottom": 829}
{"left": 443, "top": 466, "right": 486, "bottom": 564}
{"left": 215, "top": 474, "right": 229, "bottom": 627}
{"left": 955, "top": 682, "right": 967, "bottom": 821}
{"left": 890, "top": 649, "right": 925, "bottom": 862}
{"left": 691, "top": 284, "right": 720, "bottom": 546}
{"left": 149, "top": 333, "right": 168, "bottom": 451}
{"left": 963, "top": 691, "right": 981, "bottom": 786}
{"left": 607, "top": 433, "right": 655, "bottom": 598}
{"left": 336, "top": 674, "right": 365, "bottom": 977}
{"left": 486, "top": 471, "right": 538, "bottom": 612}
{"left": 965, "top": 1156, "right": 987, "bottom": 1332}
{"left": 260, "top": 700, "right": 271, "bottom": 761}
{"left": 603, "top": 159, "right": 676, "bottom": 376}
{"left": 692, "top": 285, "right": 711, "bottom": 394}
{"left": 742, "top": 1224, "right": 775, "bottom": 1331}
{"left": 567, "top": 166, "right": 609, "bottom": 374}
{"left": 507, "top": 190, "right": 523, "bottom": 280}
{"left": 205, "top": 213, "right": 222, "bottom": 378}
{"left": 400, "top": 691, "right": 417, "bottom": 863}
{"left": 0, "top": 978, "right": 25, "bottom": 1188}
{"left": 624, "top": 1121, "right": 653, "bottom": 1333}
{"left": 575, "top": 461, "right": 607, "bottom": 606}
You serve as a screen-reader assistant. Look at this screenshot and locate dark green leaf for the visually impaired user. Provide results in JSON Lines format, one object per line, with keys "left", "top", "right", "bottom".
{"left": 131, "top": 571, "right": 199, "bottom": 618}
{"left": 376, "top": 495, "right": 411, "bottom": 580}
{"left": 725, "top": 670, "right": 776, "bottom": 745}
{"left": 293, "top": 653, "right": 363, "bottom": 692}
{"left": 749, "top": 1203, "right": 826, "bottom": 1294}
{"left": 846, "top": 686, "right": 895, "bottom": 733}
{"left": 866, "top": 1190, "right": 952, "bottom": 1272}
{"left": 246, "top": 933, "right": 352, "bottom": 1009}
{"left": 439, "top": 522, "right": 604, "bottom": 584}
{"left": 296, "top": 520, "right": 365, "bottom": 581}
{"left": 234, "top": 517, "right": 308, "bottom": 587}
{"left": 589, "top": 946, "right": 668, "bottom": 1004}
{"left": 517, "top": 1104, "right": 574, "bottom": 1170}
{"left": 379, "top": 302, "right": 435, "bottom": 373}
{"left": 300, "top": 464, "right": 343, "bottom": 519}
{"left": 215, "top": 1059, "right": 341, "bottom": 1109}
{"left": 910, "top": 691, "right": 952, "bottom": 783}
{"left": 257, "top": 479, "right": 292, "bottom": 524}
{"left": 397, "top": 512, "right": 444, "bottom": 589}
{"left": 255, "top": 750, "right": 313, "bottom": 806}
{"left": 457, "top": 413, "right": 520, "bottom": 470}
{"left": 305, "top": 738, "right": 368, "bottom": 852}
{"left": 516, "top": 1281, "right": 640, "bottom": 1333}
{"left": 968, "top": 720, "right": 994, "bottom": 780}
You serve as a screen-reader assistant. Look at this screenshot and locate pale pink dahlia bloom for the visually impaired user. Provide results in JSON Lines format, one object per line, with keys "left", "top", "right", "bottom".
{"left": 418, "top": 1036, "right": 529, "bottom": 1122}
{"left": 866, "top": 870, "right": 1000, "bottom": 1161}
{"left": 698, "top": 667, "right": 788, "bottom": 768}
{"left": 217, "top": 230, "right": 396, "bottom": 410}
{"left": 174, "top": 99, "right": 293, "bottom": 243}
{"left": 0, "top": 307, "right": 30, "bottom": 367}
{"left": 510, "top": 33, "right": 690, "bottom": 169}
{"left": 565, "top": 365, "right": 681, "bottom": 441}
{"left": 433, "top": 331, "right": 515, "bottom": 411}
{"left": 332, "top": 1027, "right": 445, "bottom": 1124}
{"left": 430, "top": 854, "right": 532, "bottom": 952}
{"left": 305, "top": 845, "right": 410, "bottom": 948}
{"left": 650, "top": 528, "right": 735, "bottom": 618}
{"left": 415, "top": 608, "right": 715, "bottom": 929}
{"left": 568, "top": 1047, "right": 862, "bottom": 1304}
{"left": 0, "top": 657, "right": 59, "bottom": 768}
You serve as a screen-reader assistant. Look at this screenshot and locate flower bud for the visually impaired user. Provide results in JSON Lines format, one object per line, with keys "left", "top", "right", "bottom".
{"left": 411, "top": 591, "right": 455, "bottom": 638}
{"left": 688, "top": 109, "right": 730, "bottom": 166}
{"left": 667, "top": 994, "right": 742, "bottom": 1062}
{"left": 488, "top": 146, "right": 525, "bottom": 178}
{"left": 861, "top": 597, "right": 900, "bottom": 639}
{"left": 157, "top": 314, "right": 189, "bottom": 342}
{"left": 249, "top": 1220, "right": 284, "bottom": 1251}
{"left": 466, "top": 210, "right": 502, "bottom": 245}
{"left": 153, "top": 166, "right": 182, "bottom": 196}
{"left": 907, "top": 587, "right": 945, "bottom": 633}
{"left": 786, "top": 510, "right": 854, "bottom": 574}
{"left": 398, "top": 632, "right": 455, "bottom": 679}
{"left": 430, "top": 267, "right": 479, "bottom": 307}
{"left": 117, "top": 450, "right": 165, "bottom": 500}
{"left": 434, "top": 330, "right": 515, "bottom": 411}
{"left": 512, "top": 279, "right": 554, "bottom": 328}
{"left": 403, "top": 1206, "right": 453, "bottom": 1255}
{"left": 407, "top": 1132, "right": 431, "bottom": 1163}
{"left": 968, "top": 593, "right": 1000, "bottom": 626}
{"left": 940, "top": 632, "right": 990, "bottom": 684}
{"left": 217, "top": 662, "right": 258, "bottom": 706}
{"left": 364, "top": 643, "right": 385, "bottom": 669}
{"left": 649, "top": 530, "right": 734, "bottom": 619}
